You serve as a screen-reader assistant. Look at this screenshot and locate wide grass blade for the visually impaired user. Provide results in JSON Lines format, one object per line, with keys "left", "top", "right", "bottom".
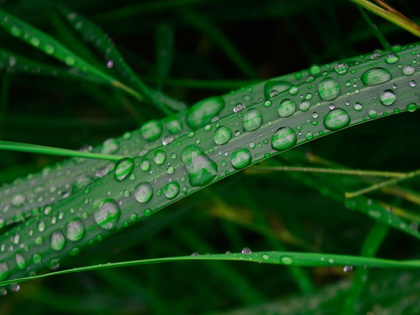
{"left": 1, "top": 40, "right": 419, "bottom": 284}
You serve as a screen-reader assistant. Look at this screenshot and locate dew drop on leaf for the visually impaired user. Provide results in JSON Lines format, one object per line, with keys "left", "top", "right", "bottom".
{"left": 271, "top": 127, "right": 297, "bottom": 151}
{"left": 361, "top": 67, "right": 392, "bottom": 86}
{"left": 323, "top": 108, "right": 350, "bottom": 130}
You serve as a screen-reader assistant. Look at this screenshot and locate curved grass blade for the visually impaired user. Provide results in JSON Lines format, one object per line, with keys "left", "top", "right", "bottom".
{"left": 0, "top": 49, "right": 106, "bottom": 83}
{"left": 1, "top": 41, "right": 420, "bottom": 283}
{"left": 56, "top": 5, "right": 186, "bottom": 114}
{"left": 0, "top": 141, "right": 124, "bottom": 161}
{"left": 0, "top": 9, "right": 144, "bottom": 103}
{"left": 155, "top": 23, "right": 174, "bottom": 90}
{"left": 1, "top": 250, "right": 420, "bottom": 286}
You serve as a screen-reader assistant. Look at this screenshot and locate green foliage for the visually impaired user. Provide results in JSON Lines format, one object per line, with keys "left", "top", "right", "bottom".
{"left": 0, "top": 0, "right": 420, "bottom": 314}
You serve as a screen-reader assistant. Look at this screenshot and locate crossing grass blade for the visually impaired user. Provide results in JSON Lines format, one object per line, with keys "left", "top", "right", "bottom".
{"left": 1, "top": 250, "right": 419, "bottom": 287}
{"left": 0, "top": 8, "right": 145, "bottom": 103}
{"left": 55, "top": 4, "right": 187, "bottom": 114}
{"left": 0, "top": 141, "right": 124, "bottom": 161}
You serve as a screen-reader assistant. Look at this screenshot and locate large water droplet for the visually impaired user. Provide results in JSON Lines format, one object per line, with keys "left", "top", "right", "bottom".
{"left": 335, "top": 62, "right": 348, "bottom": 75}
{"left": 15, "top": 253, "right": 26, "bottom": 269}
{"left": 380, "top": 90, "right": 396, "bottom": 106}
{"left": 318, "top": 77, "right": 340, "bottom": 101}
{"left": 134, "top": 182, "right": 153, "bottom": 203}
{"left": 166, "top": 117, "right": 183, "bottom": 134}
{"left": 214, "top": 126, "right": 232, "bottom": 145}
{"left": 242, "top": 247, "right": 252, "bottom": 254}
{"left": 264, "top": 80, "right": 291, "bottom": 98}
{"left": 231, "top": 148, "right": 252, "bottom": 169}
{"left": 153, "top": 150, "right": 166, "bottom": 165}
{"left": 101, "top": 138, "right": 119, "bottom": 154}
{"left": 12, "top": 194, "right": 25, "bottom": 207}
{"left": 115, "top": 158, "right": 134, "bottom": 181}
{"left": 385, "top": 53, "right": 399, "bottom": 64}
{"left": 280, "top": 256, "right": 293, "bottom": 265}
{"left": 361, "top": 68, "right": 392, "bottom": 86}
{"left": 94, "top": 199, "right": 121, "bottom": 230}
{"left": 140, "top": 120, "right": 163, "bottom": 141}
{"left": 403, "top": 65, "right": 415, "bottom": 76}
{"left": 66, "top": 219, "right": 85, "bottom": 241}
{"left": 278, "top": 99, "right": 296, "bottom": 117}
{"left": 323, "top": 108, "right": 350, "bottom": 130}
{"left": 271, "top": 127, "right": 297, "bottom": 151}
{"left": 243, "top": 109, "right": 263, "bottom": 131}
{"left": 181, "top": 145, "right": 218, "bottom": 187}
{"left": 186, "top": 96, "right": 225, "bottom": 129}
{"left": 51, "top": 231, "right": 66, "bottom": 250}
{"left": 164, "top": 182, "right": 180, "bottom": 199}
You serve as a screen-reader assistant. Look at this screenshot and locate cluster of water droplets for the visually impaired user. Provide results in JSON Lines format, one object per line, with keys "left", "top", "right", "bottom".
{"left": 1, "top": 42, "right": 420, "bottom": 283}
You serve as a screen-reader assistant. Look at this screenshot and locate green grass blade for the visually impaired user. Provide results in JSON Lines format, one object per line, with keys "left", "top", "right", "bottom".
{"left": 0, "top": 8, "right": 145, "bottom": 103}
{"left": 1, "top": 250, "right": 419, "bottom": 287}
{"left": 1, "top": 41, "right": 420, "bottom": 283}
{"left": 0, "top": 49, "right": 106, "bottom": 83}
{"left": 155, "top": 23, "right": 174, "bottom": 90}
{"left": 0, "top": 140, "right": 124, "bottom": 161}
{"left": 56, "top": 5, "right": 186, "bottom": 114}
{"left": 343, "top": 221, "right": 389, "bottom": 314}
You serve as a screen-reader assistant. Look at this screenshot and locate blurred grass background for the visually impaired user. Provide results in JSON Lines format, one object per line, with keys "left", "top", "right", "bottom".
{"left": 1, "top": 0, "right": 420, "bottom": 314}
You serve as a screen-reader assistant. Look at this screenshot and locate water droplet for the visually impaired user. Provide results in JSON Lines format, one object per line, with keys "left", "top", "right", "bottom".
{"left": 94, "top": 199, "right": 121, "bottom": 230}
{"left": 243, "top": 109, "right": 263, "bottom": 131}
{"left": 101, "top": 138, "right": 119, "bottom": 154}
{"left": 162, "top": 135, "right": 173, "bottom": 146}
{"left": 280, "top": 256, "right": 293, "bottom": 265}
{"left": 264, "top": 80, "right": 291, "bottom": 98}
{"left": 344, "top": 265, "right": 354, "bottom": 273}
{"left": 15, "top": 253, "right": 26, "bottom": 269}
{"left": 214, "top": 126, "right": 232, "bottom": 145}
{"left": 12, "top": 194, "right": 25, "bottom": 207}
{"left": 318, "top": 77, "right": 340, "bottom": 101}
{"left": 166, "top": 118, "right": 183, "bottom": 134}
{"left": 140, "top": 120, "right": 163, "bottom": 141}
{"left": 361, "top": 67, "right": 392, "bottom": 86}
{"left": 153, "top": 150, "right": 166, "bottom": 165}
{"left": 164, "top": 182, "right": 180, "bottom": 199}
{"left": 66, "top": 219, "right": 85, "bottom": 241}
{"left": 241, "top": 247, "right": 252, "bottom": 254}
{"left": 182, "top": 145, "right": 218, "bottom": 187}
{"left": 10, "top": 25, "right": 21, "bottom": 37}
{"left": 335, "top": 62, "right": 348, "bottom": 75}
{"left": 231, "top": 148, "right": 252, "bottom": 169}
{"left": 403, "top": 65, "right": 415, "bottom": 76}
{"left": 368, "top": 109, "right": 377, "bottom": 118}
{"left": 278, "top": 99, "right": 296, "bottom": 117}
{"left": 106, "top": 60, "right": 113, "bottom": 68}
{"left": 134, "top": 182, "right": 153, "bottom": 203}
{"left": 51, "top": 231, "right": 66, "bottom": 250}
{"left": 114, "top": 158, "right": 134, "bottom": 181}
{"left": 299, "top": 100, "right": 310, "bottom": 112}
{"left": 410, "top": 80, "right": 416, "bottom": 87}
{"left": 186, "top": 96, "right": 224, "bottom": 129}
{"left": 406, "top": 103, "right": 418, "bottom": 112}
{"left": 385, "top": 53, "right": 399, "bottom": 64}
{"left": 354, "top": 103, "right": 363, "bottom": 111}
{"left": 140, "top": 158, "right": 151, "bottom": 171}
{"left": 271, "top": 127, "right": 297, "bottom": 151}
{"left": 380, "top": 90, "right": 396, "bottom": 106}
{"left": 323, "top": 108, "right": 350, "bottom": 130}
